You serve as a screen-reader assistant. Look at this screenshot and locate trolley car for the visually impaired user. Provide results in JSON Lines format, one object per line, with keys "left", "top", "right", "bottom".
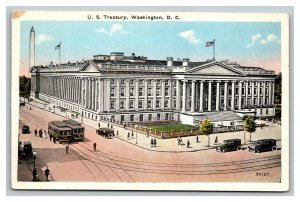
{"left": 48, "top": 121, "right": 73, "bottom": 143}
{"left": 62, "top": 119, "right": 85, "bottom": 141}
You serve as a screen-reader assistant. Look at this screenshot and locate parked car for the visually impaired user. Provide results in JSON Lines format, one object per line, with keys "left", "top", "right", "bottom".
{"left": 19, "top": 101, "right": 25, "bottom": 107}
{"left": 18, "top": 140, "right": 33, "bottom": 160}
{"left": 22, "top": 125, "right": 30, "bottom": 134}
{"left": 248, "top": 139, "right": 278, "bottom": 153}
{"left": 96, "top": 128, "right": 114, "bottom": 139}
{"left": 215, "top": 138, "right": 242, "bottom": 153}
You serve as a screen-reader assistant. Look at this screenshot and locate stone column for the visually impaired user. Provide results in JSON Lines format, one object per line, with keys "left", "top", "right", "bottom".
{"left": 272, "top": 81, "right": 275, "bottom": 105}
{"left": 251, "top": 81, "right": 255, "bottom": 106}
{"left": 216, "top": 81, "right": 220, "bottom": 111}
{"left": 125, "top": 79, "right": 130, "bottom": 110}
{"left": 176, "top": 80, "right": 181, "bottom": 111}
{"left": 144, "top": 80, "right": 148, "bottom": 110}
{"left": 238, "top": 81, "right": 242, "bottom": 110}
{"left": 85, "top": 78, "right": 88, "bottom": 108}
{"left": 262, "top": 81, "right": 266, "bottom": 106}
{"left": 98, "top": 79, "right": 104, "bottom": 113}
{"left": 106, "top": 79, "right": 111, "bottom": 112}
{"left": 268, "top": 81, "right": 272, "bottom": 106}
{"left": 92, "top": 79, "right": 95, "bottom": 110}
{"left": 182, "top": 80, "right": 187, "bottom": 112}
{"left": 135, "top": 80, "right": 139, "bottom": 111}
{"left": 153, "top": 80, "right": 157, "bottom": 110}
{"left": 190, "top": 80, "right": 195, "bottom": 112}
{"left": 257, "top": 81, "right": 261, "bottom": 106}
{"left": 199, "top": 81, "right": 204, "bottom": 112}
{"left": 161, "top": 80, "right": 166, "bottom": 110}
{"left": 231, "top": 81, "right": 235, "bottom": 110}
{"left": 208, "top": 81, "right": 212, "bottom": 111}
{"left": 224, "top": 81, "right": 228, "bottom": 110}
{"left": 116, "top": 79, "right": 120, "bottom": 111}
{"left": 245, "top": 81, "right": 249, "bottom": 106}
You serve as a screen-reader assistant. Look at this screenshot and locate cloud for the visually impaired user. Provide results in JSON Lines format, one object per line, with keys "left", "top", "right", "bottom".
{"left": 178, "top": 30, "right": 200, "bottom": 44}
{"left": 246, "top": 34, "right": 261, "bottom": 48}
{"left": 260, "top": 34, "right": 280, "bottom": 45}
{"left": 96, "top": 23, "right": 127, "bottom": 35}
{"left": 36, "top": 34, "right": 53, "bottom": 45}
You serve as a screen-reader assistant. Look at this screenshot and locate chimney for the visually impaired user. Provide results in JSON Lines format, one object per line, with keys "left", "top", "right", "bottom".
{"left": 182, "top": 58, "right": 189, "bottom": 66}
{"left": 50, "top": 62, "right": 53, "bottom": 68}
{"left": 166, "top": 57, "right": 173, "bottom": 67}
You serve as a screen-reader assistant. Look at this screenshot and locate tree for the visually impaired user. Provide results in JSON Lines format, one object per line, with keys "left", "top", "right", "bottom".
{"left": 275, "top": 72, "right": 282, "bottom": 107}
{"left": 243, "top": 116, "right": 256, "bottom": 142}
{"left": 199, "top": 118, "right": 213, "bottom": 147}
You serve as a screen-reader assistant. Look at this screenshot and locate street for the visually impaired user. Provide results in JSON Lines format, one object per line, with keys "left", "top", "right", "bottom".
{"left": 18, "top": 102, "right": 281, "bottom": 183}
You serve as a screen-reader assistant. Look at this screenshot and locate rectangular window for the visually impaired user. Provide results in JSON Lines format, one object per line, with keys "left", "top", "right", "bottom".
{"left": 139, "top": 100, "right": 143, "bottom": 109}
{"left": 111, "top": 79, "right": 115, "bottom": 84}
{"left": 266, "top": 109, "right": 269, "bottom": 115}
{"left": 110, "top": 88, "right": 115, "bottom": 97}
{"left": 148, "top": 114, "right": 152, "bottom": 121}
{"left": 165, "top": 88, "right": 169, "bottom": 96}
{"left": 242, "top": 88, "right": 245, "bottom": 95}
{"left": 130, "top": 88, "right": 134, "bottom": 96}
{"left": 110, "top": 101, "right": 115, "bottom": 109}
{"left": 165, "top": 100, "right": 169, "bottom": 108}
{"left": 121, "top": 80, "right": 125, "bottom": 84}
{"left": 139, "top": 114, "right": 143, "bottom": 121}
{"left": 130, "top": 80, "right": 134, "bottom": 85}
{"left": 148, "top": 88, "right": 152, "bottom": 96}
{"left": 156, "top": 100, "right": 160, "bottom": 108}
{"left": 139, "top": 80, "right": 143, "bottom": 85}
{"left": 130, "top": 115, "right": 134, "bottom": 122}
{"left": 157, "top": 114, "right": 160, "bottom": 120}
{"left": 165, "top": 113, "right": 169, "bottom": 120}
{"left": 139, "top": 88, "right": 143, "bottom": 96}
{"left": 121, "top": 115, "right": 124, "bottom": 122}
{"left": 147, "top": 100, "right": 152, "bottom": 108}
{"left": 129, "top": 100, "right": 134, "bottom": 109}
{"left": 235, "top": 88, "right": 239, "bottom": 95}
{"left": 120, "top": 88, "right": 125, "bottom": 96}
{"left": 173, "top": 101, "right": 176, "bottom": 108}
{"left": 156, "top": 88, "right": 161, "bottom": 96}
{"left": 148, "top": 80, "right": 152, "bottom": 85}
{"left": 120, "top": 100, "right": 125, "bottom": 109}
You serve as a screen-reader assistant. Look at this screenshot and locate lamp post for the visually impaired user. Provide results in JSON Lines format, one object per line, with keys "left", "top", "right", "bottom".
{"left": 53, "top": 106, "right": 55, "bottom": 114}
{"left": 32, "top": 150, "right": 37, "bottom": 168}
{"left": 135, "top": 128, "right": 138, "bottom": 144}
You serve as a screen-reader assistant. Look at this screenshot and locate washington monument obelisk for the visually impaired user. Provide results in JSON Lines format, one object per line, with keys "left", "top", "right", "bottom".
{"left": 29, "top": 26, "right": 35, "bottom": 72}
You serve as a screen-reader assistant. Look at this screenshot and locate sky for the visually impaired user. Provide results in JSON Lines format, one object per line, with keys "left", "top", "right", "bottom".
{"left": 19, "top": 21, "right": 281, "bottom": 76}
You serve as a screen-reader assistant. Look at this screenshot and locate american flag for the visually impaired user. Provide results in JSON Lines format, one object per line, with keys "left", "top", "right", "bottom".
{"left": 205, "top": 40, "right": 215, "bottom": 47}
{"left": 55, "top": 43, "right": 61, "bottom": 50}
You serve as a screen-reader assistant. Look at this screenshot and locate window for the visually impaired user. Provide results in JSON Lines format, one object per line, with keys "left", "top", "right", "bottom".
{"left": 157, "top": 114, "right": 160, "bottom": 120}
{"left": 130, "top": 88, "right": 134, "bottom": 96}
{"left": 120, "top": 88, "right": 125, "bottom": 96}
{"left": 148, "top": 88, "right": 152, "bottom": 96}
{"left": 130, "top": 115, "right": 134, "bottom": 122}
{"left": 266, "top": 109, "right": 269, "bottom": 115}
{"left": 165, "top": 100, "right": 169, "bottom": 108}
{"left": 120, "top": 100, "right": 125, "bottom": 109}
{"left": 139, "top": 88, "right": 143, "bottom": 96}
{"left": 110, "top": 88, "right": 115, "bottom": 97}
{"left": 139, "top": 80, "right": 143, "bottom": 85}
{"left": 139, "top": 114, "right": 143, "bottom": 121}
{"left": 139, "top": 100, "right": 143, "bottom": 109}
{"left": 147, "top": 100, "right": 152, "bottom": 108}
{"left": 173, "top": 101, "right": 176, "bottom": 108}
{"left": 248, "top": 87, "right": 251, "bottom": 94}
{"left": 111, "top": 79, "right": 115, "bottom": 84}
{"left": 130, "top": 80, "right": 134, "bottom": 85}
{"left": 242, "top": 88, "right": 245, "bottom": 95}
{"left": 165, "top": 113, "right": 169, "bottom": 120}
{"left": 129, "top": 100, "right": 134, "bottom": 109}
{"left": 235, "top": 88, "right": 239, "bottom": 95}
{"left": 148, "top": 114, "right": 152, "bottom": 121}
{"left": 165, "top": 88, "right": 169, "bottom": 96}
{"left": 254, "top": 88, "right": 257, "bottom": 95}
{"left": 148, "top": 80, "right": 152, "bottom": 85}
{"left": 156, "top": 100, "right": 160, "bottom": 108}
{"left": 121, "top": 115, "right": 124, "bottom": 122}
{"left": 165, "top": 80, "right": 169, "bottom": 85}
{"left": 121, "top": 80, "right": 125, "bottom": 84}
{"left": 260, "top": 109, "right": 263, "bottom": 115}
{"left": 156, "top": 88, "right": 161, "bottom": 96}
{"left": 110, "top": 101, "right": 115, "bottom": 109}
{"left": 173, "top": 89, "right": 177, "bottom": 96}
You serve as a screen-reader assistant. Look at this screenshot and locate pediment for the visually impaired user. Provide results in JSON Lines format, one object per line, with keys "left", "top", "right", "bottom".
{"left": 187, "top": 62, "right": 244, "bottom": 75}
{"left": 80, "top": 61, "right": 100, "bottom": 72}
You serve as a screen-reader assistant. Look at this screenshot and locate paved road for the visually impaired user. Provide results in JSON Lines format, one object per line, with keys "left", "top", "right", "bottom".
{"left": 18, "top": 104, "right": 281, "bottom": 183}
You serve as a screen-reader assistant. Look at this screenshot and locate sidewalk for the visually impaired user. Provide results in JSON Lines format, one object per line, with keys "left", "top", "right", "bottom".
{"left": 24, "top": 98, "right": 282, "bottom": 153}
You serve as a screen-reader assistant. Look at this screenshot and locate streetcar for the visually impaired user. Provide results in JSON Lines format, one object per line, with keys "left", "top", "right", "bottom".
{"left": 96, "top": 128, "right": 115, "bottom": 139}
{"left": 62, "top": 119, "right": 85, "bottom": 141}
{"left": 48, "top": 121, "right": 73, "bottom": 143}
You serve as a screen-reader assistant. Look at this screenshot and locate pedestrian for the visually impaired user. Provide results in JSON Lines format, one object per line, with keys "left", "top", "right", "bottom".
{"left": 154, "top": 138, "right": 157, "bottom": 147}
{"left": 49, "top": 135, "right": 52, "bottom": 142}
{"left": 93, "top": 142, "right": 97, "bottom": 152}
{"left": 107, "top": 123, "right": 109, "bottom": 128}
{"left": 32, "top": 167, "right": 37, "bottom": 181}
{"left": 196, "top": 135, "right": 199, "bottom": 143}
{"left": 44, "top": 167, "right": 50, "bottom": 181}
{"left": 34, "top": 129, "right": 37, "bottom": 137}
{"left": 131, "top": 131, "right": 134, "bottom": 138}
{"left": 123, "top": 124, "right": 126, "bottom": 129}
{"left": 151, "top": 138, "right": 154, "bottom": 147}
{"left": 261, "top": 124, "right": 264, "bottom": 129}
{"left": 214, "top": 136, "right": 218, "bottom": 145}
{"left": 65, "top": 145, "right": 69, "bottom": 154}
{"left": 187, "top": 140, "right": 190, "bottom": 148}
{"left": 111, "top": 125, "right": 113, "bottom": 129}
{"left": 53, "top": 138, "right": 56, "bottom": 144}
{"left": 147, "top": 131, "right": 149, "bottom": 138}
{"left": 98, "top": 122, "right": 100, "bottom": 128}
{"left": 127, "top": 132, "right": 130, "bottom": 139}
{"left": 177, "top": 137, "right": 180, "bottom": 145}
{"left": 30, "top": 106, "right": 32, "bottom": 110}
{"left": 44, "top": 130, "right": 47, "bottom": 139}
{"left": 116, "top": 130, "right": 119, "bottom": 137}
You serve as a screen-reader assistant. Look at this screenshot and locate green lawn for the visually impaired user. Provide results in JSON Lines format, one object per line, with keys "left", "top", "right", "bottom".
{"left": 144, "top": 124, "right": 198, "bottom": 132}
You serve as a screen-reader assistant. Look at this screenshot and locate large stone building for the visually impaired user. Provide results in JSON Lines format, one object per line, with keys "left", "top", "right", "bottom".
{"left": 29, "top": 28, "right": 276, "bottom": 126}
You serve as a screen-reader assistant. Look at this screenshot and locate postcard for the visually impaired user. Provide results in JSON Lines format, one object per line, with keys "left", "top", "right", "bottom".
{"left": 11, "top": 10, "right": 289, "bottom": 191}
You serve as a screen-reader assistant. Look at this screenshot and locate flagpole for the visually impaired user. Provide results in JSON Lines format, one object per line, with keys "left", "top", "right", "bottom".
{"left": 59, "top": 42, "right": 61, "bottom": 65}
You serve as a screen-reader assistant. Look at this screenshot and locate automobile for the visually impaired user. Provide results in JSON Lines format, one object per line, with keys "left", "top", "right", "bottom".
{"left": 18, "top": 140, "right": 33, "bottom": 160}
{"left": 19, "top": 101, "right": 25, "bottom": 107}
{"left": 22, "top": 125, "right": 30, "bottom": 134}
{"left": 96, "top": 128, "right": 115, "bottom": 139}
{"left": 248, "top": 139, "right": 278, "bottom": 153}
{"left": 215, "top": 138, "right": 242, "bottom": 153}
